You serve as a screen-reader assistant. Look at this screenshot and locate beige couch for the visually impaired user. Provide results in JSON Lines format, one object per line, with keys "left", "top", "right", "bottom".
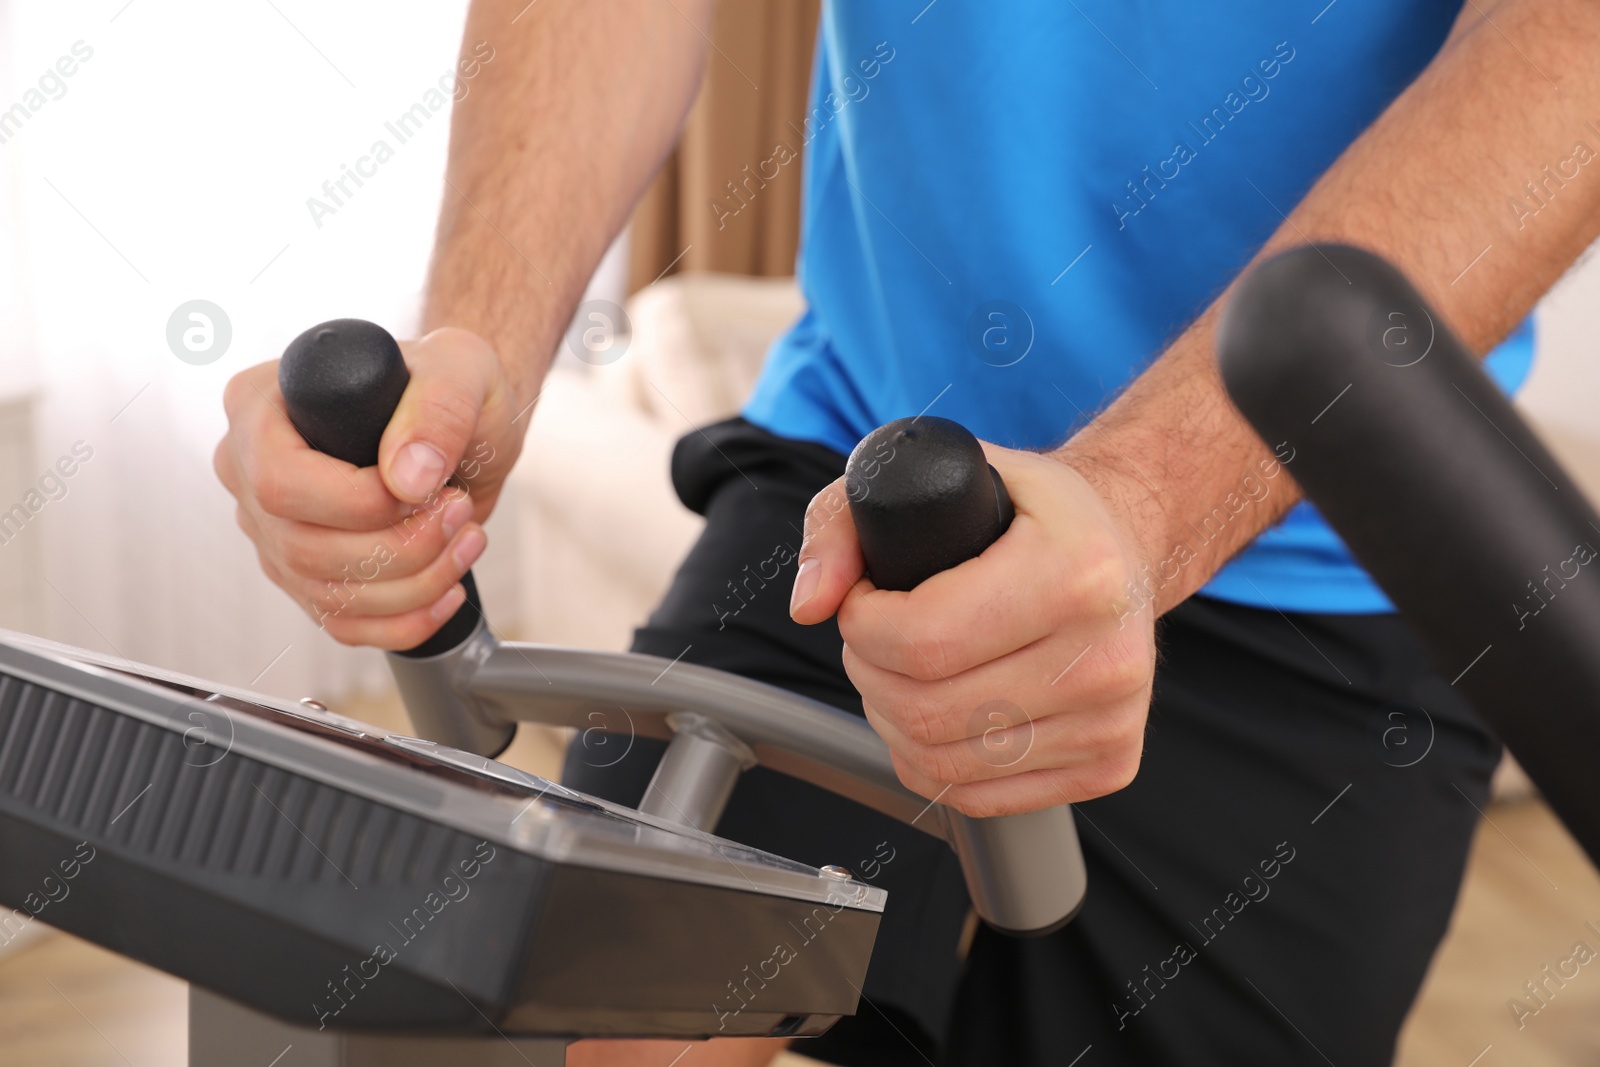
{"left": 504, "top": 272, "right": 805, "bottom": 651}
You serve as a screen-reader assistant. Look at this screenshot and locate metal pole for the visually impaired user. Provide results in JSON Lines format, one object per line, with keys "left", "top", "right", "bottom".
{"left": 637, "top": 713, "right": 757, "bottom": 830}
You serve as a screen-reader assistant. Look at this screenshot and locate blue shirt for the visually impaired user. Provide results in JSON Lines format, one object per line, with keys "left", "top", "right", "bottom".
{"left": 742, "top": 0, "right": 1534, "bottom": 614}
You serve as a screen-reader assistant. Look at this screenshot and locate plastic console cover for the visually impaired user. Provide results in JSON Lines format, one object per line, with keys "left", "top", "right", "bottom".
{"left": 0, "top": 631, "right": 883, "bottom": 1040}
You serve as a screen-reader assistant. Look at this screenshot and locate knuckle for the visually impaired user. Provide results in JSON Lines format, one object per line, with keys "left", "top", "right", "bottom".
{"left": 279, "top": 532, "right": 330, "bottom": 578}
{"left": 250, "top": 463, "right": 293, "bottom": 517}
{"left": 894, "top": 741, "right": 941, "bottom": 785}
{"left": 287, "top": 568, "right": 337, "bottom": 611}
{"left": 1091, "top": 749, "right": 1142, "bottom": 796}
{"left": 908, "top": 738, "right": 969, "bottom": 786}
{"left": 1064, "top": 538, "right": 1129, "bottom": 612}
{"left": 898, "top": 621, "right": 955, "bottom": 681}
{"left": 306, "top": 581, "right": 346, "bottom": 616}
{"left": 1077, "top": 704, "right": 1141, "bottom": 755}
{"left": 1092, "top": 640, "right": 1155, "bottom": 703}
{"left": 1116, "top": 704, "right": 1151, "bottom": 751}
{"left": 883, "top": 689, "right": 953, "bottom": 746}
{"left": 1057, "top": 746, "right": 1142, "bottom": 802}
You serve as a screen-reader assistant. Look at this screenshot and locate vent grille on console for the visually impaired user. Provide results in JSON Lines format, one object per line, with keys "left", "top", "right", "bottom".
{"left": 0, "top": 673, "right": 462, "bottom": 885}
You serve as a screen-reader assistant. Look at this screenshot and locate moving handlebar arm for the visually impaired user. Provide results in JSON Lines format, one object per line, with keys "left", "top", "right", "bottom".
{"left": 389, "top": 616, "right": 1086, "bottom": 934}
{"left": 1219, "top": 243, "right": 1600, "bottom": 866}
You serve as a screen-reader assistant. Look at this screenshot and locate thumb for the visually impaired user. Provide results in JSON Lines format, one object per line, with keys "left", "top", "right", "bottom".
{"left": 379, "top": 329, "right": 499, "bottom": 504}
{"left": 790, "top": 474, "right": 869, "bottom": 625}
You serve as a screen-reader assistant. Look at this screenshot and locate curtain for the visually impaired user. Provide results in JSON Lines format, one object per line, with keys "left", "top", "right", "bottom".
{"left": 628, "top": 0, "right": 820, "bottom": 292}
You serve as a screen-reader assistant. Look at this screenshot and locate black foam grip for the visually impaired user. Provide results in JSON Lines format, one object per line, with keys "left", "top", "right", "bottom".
{"left": 1218, "top": 243, "right": 1600, "bottom": 865}
{"left": 846, "top": 417, "right": 1014, "bottom": 592}
{"left": 279, "top": 319, "right": 409, "bottom": 468}
{"left": 278, "top": 319, "right": 481, "bottom": 659}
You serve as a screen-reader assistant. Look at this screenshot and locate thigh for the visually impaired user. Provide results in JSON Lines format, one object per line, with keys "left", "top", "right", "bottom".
{"left": 561, "top": 420, "right": 972, "bottom": 1065}
{"left": 945, "top": 596, "right": 1503, "bottom": 1066}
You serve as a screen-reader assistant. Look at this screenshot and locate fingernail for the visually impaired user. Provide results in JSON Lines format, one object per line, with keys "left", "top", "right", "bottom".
{"left": 429, "top": 583, "right": 467, "bottom": 622}
{"left": 441, "top": 496, "right": 474, "bottom": 539}
{"left": 790, "top": 557, "right": 820, "bottom": 617}
{"left": 452, "top": 527, "right": 487, "bottom": 572}
{"left": 393, "top": 442, "right": 446, "bottom": 500}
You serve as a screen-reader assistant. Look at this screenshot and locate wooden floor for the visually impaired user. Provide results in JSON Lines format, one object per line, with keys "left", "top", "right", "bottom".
{"left": 1394, "top": 798, "right": 1600, "bottom": 1066}
{"left": 3, "top": 697, "right": 1597, "bottom": 1065}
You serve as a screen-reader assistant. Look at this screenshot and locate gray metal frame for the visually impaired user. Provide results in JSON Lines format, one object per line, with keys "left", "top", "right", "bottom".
{"left": 388, "top": 617, "right": 1087, "bottom": 935}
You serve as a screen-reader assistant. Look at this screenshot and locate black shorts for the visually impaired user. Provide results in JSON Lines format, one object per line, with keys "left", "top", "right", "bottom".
{"left": 561, "top": 418, "right": 1502, "bottom": 1066}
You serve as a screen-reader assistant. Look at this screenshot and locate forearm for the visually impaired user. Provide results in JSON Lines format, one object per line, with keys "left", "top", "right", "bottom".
{"left": 423, "top": 0, "right": 713, "bottom": 409}
{"left": 1060, "top": 0, "right": 1600, "bottom": 615}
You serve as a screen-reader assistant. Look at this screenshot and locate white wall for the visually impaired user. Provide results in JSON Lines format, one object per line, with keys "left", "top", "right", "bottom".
{"left": 0, "top": 0, "right": 627, "bottom": 704}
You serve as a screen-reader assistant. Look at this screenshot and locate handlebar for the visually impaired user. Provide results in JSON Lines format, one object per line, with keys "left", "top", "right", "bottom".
{"left": 278, "top": 320, "right": 1087, "bottom": 936}
{"left": 1218, "top": 243, "right": 1600, "bottom": 865}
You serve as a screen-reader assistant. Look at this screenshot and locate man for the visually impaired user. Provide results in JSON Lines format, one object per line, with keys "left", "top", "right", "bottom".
{"left": 215, "top": 0, "right": 1600, "bottom": 1062}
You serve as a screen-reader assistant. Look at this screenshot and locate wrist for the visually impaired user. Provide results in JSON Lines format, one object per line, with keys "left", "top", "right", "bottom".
{"left": 422, "top": 274, "right": 565, "bottom": 421}
{"left": 1051, "top": 434, "right": 1189, "bottom": 618}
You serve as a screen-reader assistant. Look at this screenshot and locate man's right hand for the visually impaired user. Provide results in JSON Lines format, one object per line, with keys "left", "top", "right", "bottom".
{"left": 215, "top": 327, "right": 526, "bottom": 650}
